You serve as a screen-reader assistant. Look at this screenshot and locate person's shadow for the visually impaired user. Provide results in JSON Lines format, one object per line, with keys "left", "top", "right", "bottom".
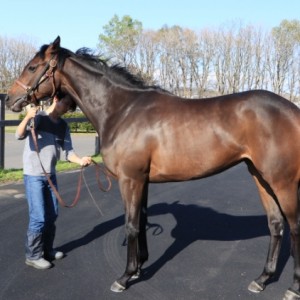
{"left": 58, "top": 201, "right": 291, "bottom": 287}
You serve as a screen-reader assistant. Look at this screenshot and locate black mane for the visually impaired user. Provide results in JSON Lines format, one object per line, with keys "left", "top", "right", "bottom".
{"left": 39, "top": 44, "right": 163, "bottom": 91}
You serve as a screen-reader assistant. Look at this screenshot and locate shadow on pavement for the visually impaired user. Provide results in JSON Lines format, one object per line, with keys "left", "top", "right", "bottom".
{"left": 58, "top": 200, "right": 291, "bottom": 290}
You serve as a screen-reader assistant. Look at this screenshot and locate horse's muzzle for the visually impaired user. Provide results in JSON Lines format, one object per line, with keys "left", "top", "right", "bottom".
{"left": 10, "top": 96, "right": 29, "bottom": 112}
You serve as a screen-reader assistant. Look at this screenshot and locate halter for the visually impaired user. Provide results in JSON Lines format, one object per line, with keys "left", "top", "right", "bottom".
{"left": 13, "top": 55, "right": 58, "bottom": 108}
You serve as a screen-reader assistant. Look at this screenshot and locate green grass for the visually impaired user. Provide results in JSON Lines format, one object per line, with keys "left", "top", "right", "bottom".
{"left": 0, "top": 155, "right": 102, "bottom": 184}
{"left": 4, "top": 112, "right": 20, "bottom": 133}
{"left": 0, "top": 168, "right": 23, "bottom": 182}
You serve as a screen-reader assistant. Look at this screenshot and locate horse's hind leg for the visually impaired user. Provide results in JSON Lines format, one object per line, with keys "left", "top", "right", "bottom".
{"left": 247, "top": 167, "right": 285, "bottom": 293}
{"left": 277, "top": 185, "right": 300, "bottom": 300}
{"left": 248, "top": 191, "right": 284, "bottom": 293}
{"left": 248, "top": 171, "right": 300, "bottom": 300}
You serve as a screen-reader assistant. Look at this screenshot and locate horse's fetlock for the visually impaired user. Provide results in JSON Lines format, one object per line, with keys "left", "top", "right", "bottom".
{"left": 127, "top": 261, "right": 138, "bottom": 276}
{"left": 265, "top": 264, "right": 276, "bottom": 275}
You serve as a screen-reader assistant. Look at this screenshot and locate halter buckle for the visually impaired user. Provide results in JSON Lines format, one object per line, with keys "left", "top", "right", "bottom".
{"left": 49, "top": 59, "right": 57, "bottom": 68}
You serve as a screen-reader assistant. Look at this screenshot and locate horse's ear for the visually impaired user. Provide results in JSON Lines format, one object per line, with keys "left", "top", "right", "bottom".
{"left": 46, "top": 36, "right": 60, "bottom": 56}
{"left": 53, "top": 36, "right": 61, "bottom": 48}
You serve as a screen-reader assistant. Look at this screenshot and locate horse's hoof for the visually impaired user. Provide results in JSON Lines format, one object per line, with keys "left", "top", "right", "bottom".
{"left": 248, "top": 280, "right": 265, "bottom": 293}
{"left": 283, "top": 289, "right": 300, "bottom": 300}
{"left": 110, "top": 281, "right": 126, "bottom": 293}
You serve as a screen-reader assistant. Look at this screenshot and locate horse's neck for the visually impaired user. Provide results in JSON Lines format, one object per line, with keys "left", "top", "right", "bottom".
{"left": 62, "top": 59, "right": 134, "bottom": 140}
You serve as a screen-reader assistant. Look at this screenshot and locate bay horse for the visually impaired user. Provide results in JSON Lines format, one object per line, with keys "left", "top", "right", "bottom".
{"left": 5, "top": 36, "right": 300, "bottom": 300}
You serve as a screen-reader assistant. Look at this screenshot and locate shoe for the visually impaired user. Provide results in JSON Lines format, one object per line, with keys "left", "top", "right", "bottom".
{"left": 46, "top": 250, "right": 64, "bottom": 260}
{"left": 25, "top": 258, "right": 51, "bottom": 269}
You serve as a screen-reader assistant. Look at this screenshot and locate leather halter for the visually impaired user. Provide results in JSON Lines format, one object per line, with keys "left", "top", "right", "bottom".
{"left": 14, "top": 55, "right": 58, "bottom": 108}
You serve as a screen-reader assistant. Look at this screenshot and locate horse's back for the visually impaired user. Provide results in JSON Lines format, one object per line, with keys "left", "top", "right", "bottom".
{"left": 147, "top": 90, "right": 300, "bottom": 181}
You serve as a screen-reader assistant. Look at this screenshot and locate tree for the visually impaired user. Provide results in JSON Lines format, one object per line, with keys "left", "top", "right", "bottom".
{"left": 97, "top": 16, "right": 300, "bottom": 103}
{"left": 268, "top": 20, "right": 300, "bottom": 95}
{"left": 194, "top": 28, "right": 215, "bottom": 97}
{"left": 155, "top": 25, "right": 200, "bottom": 97}
{"left": 0, "top": 36, "right": 37, "bottom": 93}
{"left": 136, "top": 30, "right": 160, "bottom": 85}
{"left": 98, "top": 15, "right": 143, "bottom": 67}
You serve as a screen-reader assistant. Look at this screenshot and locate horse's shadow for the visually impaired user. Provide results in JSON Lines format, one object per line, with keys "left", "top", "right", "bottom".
{"left": 59, "top": 201, "right": 290, "bottom": 286}
{"left": 137, "top": 202, "right": 290, "bottom": 286}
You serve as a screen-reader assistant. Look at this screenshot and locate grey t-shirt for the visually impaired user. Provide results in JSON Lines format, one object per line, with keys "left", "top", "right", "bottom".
{"left": 16, "top": 111, "right": 75, "bottom": 176}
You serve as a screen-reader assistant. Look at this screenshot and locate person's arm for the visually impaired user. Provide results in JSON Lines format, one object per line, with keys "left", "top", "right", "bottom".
{"left": 16, "top": 107, "right": 38, "bottom": 138}
{"left": 62, "top": 124, "right": 92, "bottom": 167}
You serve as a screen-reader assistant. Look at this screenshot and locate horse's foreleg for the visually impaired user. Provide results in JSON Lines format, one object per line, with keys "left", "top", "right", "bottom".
{"left": 247, "top": 168, "right": 285, "bottom": 293}
{"left": 111, "top": 176, "right": 146, "bottom": 292}
{"left": 126, "top": 184, "right": 149, "bottom": 280}
{"left": 135, "top": 183, "right": 149, "bottom": 278}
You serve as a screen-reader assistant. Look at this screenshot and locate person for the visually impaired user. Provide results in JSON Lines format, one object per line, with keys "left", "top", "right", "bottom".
{"left": 16, "top": 93, "right": 92, "bottom": 270}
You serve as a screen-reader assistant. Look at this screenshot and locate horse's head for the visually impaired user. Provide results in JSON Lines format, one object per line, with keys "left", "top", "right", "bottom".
{"left": 6, "top": 36, "right": 62, "bottom": 112}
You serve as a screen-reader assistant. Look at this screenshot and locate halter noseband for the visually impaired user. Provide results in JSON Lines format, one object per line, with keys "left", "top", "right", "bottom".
{"left": 14, "top": 55, "right": 58, "bottom": 107}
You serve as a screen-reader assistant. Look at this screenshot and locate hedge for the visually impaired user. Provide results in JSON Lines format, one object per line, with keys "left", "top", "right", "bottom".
{"left": 63, "top": 112, "right": 96, "bottom": 133}
{"left": 19, "top": 111, "right": 96, "bottom": 133}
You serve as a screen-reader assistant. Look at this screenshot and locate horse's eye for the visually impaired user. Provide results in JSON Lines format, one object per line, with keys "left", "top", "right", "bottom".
{"left": 28, "top": 65, "right": 37, "bottom": 73}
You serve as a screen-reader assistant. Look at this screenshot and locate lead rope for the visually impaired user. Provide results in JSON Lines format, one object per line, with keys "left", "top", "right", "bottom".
{"left": 30, "top": 119, "right": 112, "bottom": 208}
{"left": 82, "top": 171, "right": 104, "bottom": 216}
{"left": 82, "top": 159, "right": 113, "bottom": 216}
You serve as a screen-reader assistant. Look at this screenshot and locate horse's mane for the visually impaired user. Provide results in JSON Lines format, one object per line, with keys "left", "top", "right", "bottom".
{"left": 39, "top": 44, "right": 164, "bottom": 91}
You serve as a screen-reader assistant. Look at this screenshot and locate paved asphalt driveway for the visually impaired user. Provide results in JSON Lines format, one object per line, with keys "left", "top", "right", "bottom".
{"left": 0, "top": 163, "right": 294, "bottom": 300}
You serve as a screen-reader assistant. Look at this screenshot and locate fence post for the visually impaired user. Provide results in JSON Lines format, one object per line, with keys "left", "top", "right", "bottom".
{"left": 95, "top": 135, "right": 100, "bottom": 155}
{"left": 0, "top": 94, "right": 6, "bottom": 169}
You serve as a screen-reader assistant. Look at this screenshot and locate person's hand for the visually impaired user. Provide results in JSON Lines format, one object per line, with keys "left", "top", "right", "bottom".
{"left": 16, "top": 106, "right": 40, "bottom": 137}
{"left": 80, "top": 156, "right": 92, "bottom": 167}
{"left": 26, "top": 106, "right": 39, "bottom": 120}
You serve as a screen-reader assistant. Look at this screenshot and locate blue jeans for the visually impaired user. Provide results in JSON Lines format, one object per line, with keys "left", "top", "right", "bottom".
{"left": 24, "top": 174, "right": 59, "bottom": 234}
{"left": 24, "top": 174, "right": 59, "bottom": 259}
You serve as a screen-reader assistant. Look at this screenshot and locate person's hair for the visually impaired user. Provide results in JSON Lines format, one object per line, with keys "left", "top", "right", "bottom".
{"left": 55, "top": 91, "right": 77, "bottom": 112}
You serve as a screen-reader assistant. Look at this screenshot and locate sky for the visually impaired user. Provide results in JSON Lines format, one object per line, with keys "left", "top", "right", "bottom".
{"left": 1, "top": 0, "right": 300, "bottom": 52}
